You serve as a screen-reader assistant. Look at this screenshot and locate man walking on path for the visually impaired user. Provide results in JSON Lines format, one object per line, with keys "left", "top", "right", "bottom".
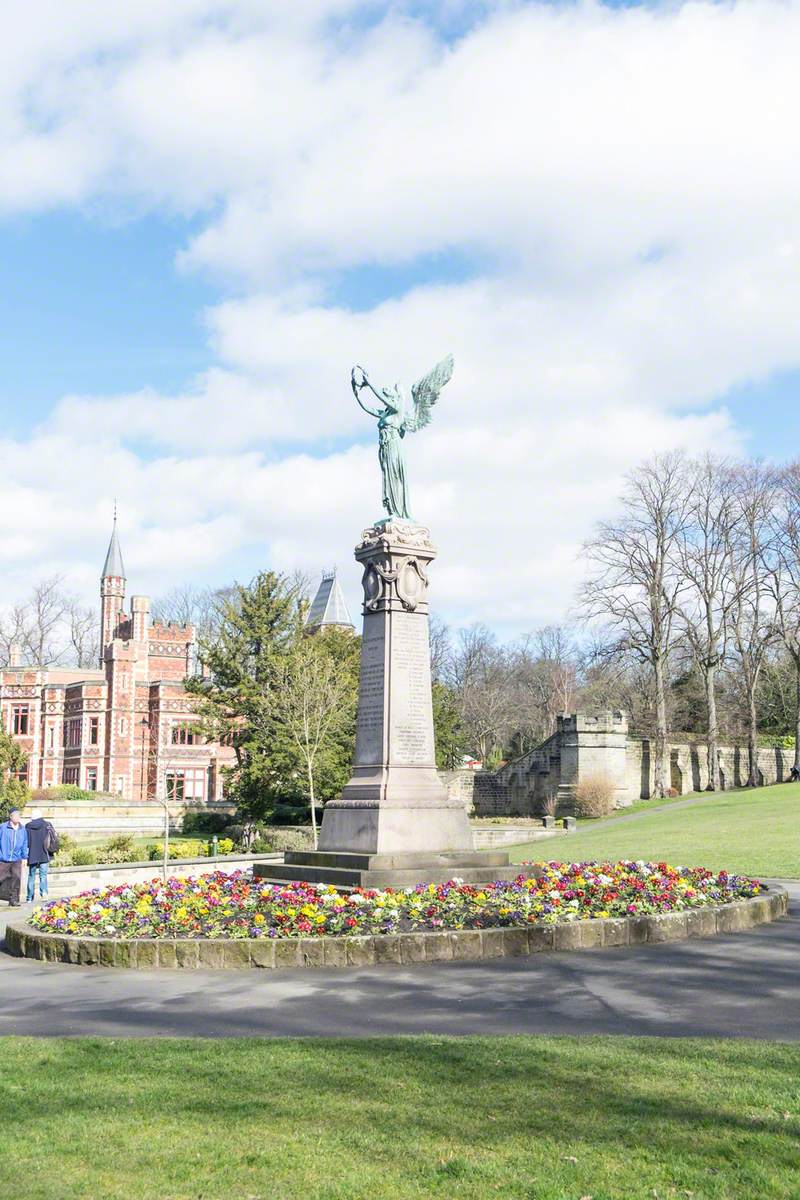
{"left": 25, "top": 809, "right": 58, "bottom": 902}
{"left": 0, "top": 809, "right": 29, "bottom": 907}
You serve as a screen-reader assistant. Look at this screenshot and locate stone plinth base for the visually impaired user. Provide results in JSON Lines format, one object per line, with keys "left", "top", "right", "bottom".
{"left": 318, "top": 797, "right": 473, "bottom": 857}
{"left": 254, "top": 848, "right": 541, "bottom": 890}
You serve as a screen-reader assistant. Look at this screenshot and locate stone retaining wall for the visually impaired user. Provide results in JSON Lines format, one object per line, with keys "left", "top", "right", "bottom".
{"left": 6, "top": 886, "right": 787, "bottom": 970}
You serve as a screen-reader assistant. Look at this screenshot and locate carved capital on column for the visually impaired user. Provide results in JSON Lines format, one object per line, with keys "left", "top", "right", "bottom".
{"left": 356, "top": 522, "right": 436, "bottom": 615}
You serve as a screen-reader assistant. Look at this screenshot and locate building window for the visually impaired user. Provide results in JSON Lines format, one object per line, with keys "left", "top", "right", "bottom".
{"left": 120, "top": 717, "right": 127, "bottom": 736}
{"left": 166, "top": 768, "right": 206, "bottom": 803}
{"left": 14, "top": 762, "right": 28, "bottom": 783}
{"left": 12, "top": 706, "right": 29, "bottom": 735}
{"left": 48, "top": 726, "right": 55, "bottom": 750}
{"left": 64, "top": 767, "right": 79, "bottom": 785}
{"left": 116, "top": 776, "right": 124, "bottom": 795}
{"left": 64, "top": 719, "right": 81, "bottom": 749}
{"left": 171, "top": 723, "right": 198, "bottom": 746}
{"left": 86, "top": 768, "right": 98, "bottom": 791}
{"left": 89, "top": 717, "right": 99, "bottom": 745}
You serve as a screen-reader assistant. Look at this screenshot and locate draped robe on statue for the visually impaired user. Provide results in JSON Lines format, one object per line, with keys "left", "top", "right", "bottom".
{"left": 378, "top": 414, "right": 410, "bottom": 520}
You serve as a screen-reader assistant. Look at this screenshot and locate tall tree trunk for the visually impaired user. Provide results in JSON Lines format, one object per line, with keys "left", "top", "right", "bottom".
{"left": 705, "top": 661, "right": 720, "bottom": 791}
{"left": 794, "top": 660, "right": 800, "bottom": 775}
{"left": 746, "top": 684, "right": 759, "bottom": 787}
{"left": 653, "top": 655, "right": 668, "bottom": 798}
{"left": 308, "top": 762, "right": 318, "bottom": 849}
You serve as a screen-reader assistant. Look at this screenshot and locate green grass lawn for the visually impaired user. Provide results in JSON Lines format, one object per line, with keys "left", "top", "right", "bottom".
{"left": 1, "top": 1036, "right": 799, "bottom": 1200}
{"left": 510, "top": 782, "right": 800, "bottom": 877}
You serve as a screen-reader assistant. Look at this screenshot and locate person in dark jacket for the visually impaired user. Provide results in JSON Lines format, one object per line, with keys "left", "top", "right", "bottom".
{"left": 25, "top": 809, "right": 58, "bottom": 902}
{"left": 0, "top": 809, "right": 29, "bottom": 906}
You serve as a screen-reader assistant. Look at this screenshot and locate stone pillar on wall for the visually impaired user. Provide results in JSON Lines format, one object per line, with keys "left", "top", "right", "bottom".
{"left": 557, "top": 711, "right": 631, "bottom": 810}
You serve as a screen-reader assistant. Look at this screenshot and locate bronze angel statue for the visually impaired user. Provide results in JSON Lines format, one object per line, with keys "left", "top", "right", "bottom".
{"left": 352, "top": 354, "right": 454, "bottom": 521}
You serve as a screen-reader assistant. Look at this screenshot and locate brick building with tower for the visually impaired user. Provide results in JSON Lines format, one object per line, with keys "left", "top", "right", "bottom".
{"left": 0, "top": 518, "right": 234, "bottom": 805}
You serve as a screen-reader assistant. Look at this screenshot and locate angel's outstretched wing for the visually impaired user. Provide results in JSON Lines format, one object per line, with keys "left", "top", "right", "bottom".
{"left": 406, "top": 354, "right": 454, "bottom": 432}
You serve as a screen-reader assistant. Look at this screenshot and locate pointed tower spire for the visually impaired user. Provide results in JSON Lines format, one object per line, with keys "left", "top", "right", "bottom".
{"left": 102, "top": 504, "right": 126, "bottom": 579}
{"left": 100, "top": 506, "right": 127, "bottom": 660}
{"left": 305, "top": 569, "right": 354, "bottom": 633}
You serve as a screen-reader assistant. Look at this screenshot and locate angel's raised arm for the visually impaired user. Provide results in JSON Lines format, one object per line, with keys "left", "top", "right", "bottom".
{"left": 352, "top": 365, "right": 384, "bottom": 418}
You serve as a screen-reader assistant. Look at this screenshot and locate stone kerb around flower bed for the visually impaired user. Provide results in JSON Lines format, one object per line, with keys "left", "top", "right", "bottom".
{"left": 5, "top": 887, "right": 788, "bottom": 970}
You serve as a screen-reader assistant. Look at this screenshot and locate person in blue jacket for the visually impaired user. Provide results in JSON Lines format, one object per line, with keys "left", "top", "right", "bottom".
{"left": 0, "top": 809, "right": 29, "bottom": 906}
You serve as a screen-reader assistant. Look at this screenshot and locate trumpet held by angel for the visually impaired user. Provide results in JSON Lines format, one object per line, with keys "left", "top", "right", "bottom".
{"left": 351, "top": 354, "right": 454, "bottom": 522}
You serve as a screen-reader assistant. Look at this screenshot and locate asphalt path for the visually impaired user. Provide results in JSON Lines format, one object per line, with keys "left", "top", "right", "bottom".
{"left": 0, "top": 882, "right": 797, "bottom": 1040}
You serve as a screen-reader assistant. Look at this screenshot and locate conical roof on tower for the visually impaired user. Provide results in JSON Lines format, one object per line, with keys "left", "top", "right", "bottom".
{"left": 305, "top": 570, "right": 353, "bottom": 632}
{"left": 102, "top": 511, "right": 126, "bottom": 579}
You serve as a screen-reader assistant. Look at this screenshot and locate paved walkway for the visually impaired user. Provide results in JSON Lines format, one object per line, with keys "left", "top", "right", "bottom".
{"left": 1, "top": 883, "right": 797, "bottom": 1040}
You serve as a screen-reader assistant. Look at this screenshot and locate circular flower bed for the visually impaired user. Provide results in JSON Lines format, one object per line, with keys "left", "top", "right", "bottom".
{"left": 29, "top": 861, "right": 765, "bottom": 941}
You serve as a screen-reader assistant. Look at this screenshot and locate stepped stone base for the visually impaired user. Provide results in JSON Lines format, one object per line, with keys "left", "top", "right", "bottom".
{"left": 254, "top": 848, "right": 541, "bottom": 890}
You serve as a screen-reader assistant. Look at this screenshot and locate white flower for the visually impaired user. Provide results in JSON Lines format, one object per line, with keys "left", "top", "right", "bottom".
{"left": 90, "top": 903, "right": 103, "bottom": 914}
{"left": 105, "top": 925, "right": 116, "bottom": 934}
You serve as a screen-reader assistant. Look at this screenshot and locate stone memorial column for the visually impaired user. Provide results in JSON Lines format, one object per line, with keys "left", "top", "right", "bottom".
{"left": 318, "top": 520, "right": 474, "bottom": 855}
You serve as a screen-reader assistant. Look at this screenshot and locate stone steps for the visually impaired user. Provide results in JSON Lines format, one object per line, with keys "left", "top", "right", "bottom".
{"left": 285, "top": 848, "right": 512, "bottom": 870}
{"left": 254, "top": 863, "right": 541, "bottom": 888}
{"left": 255, "top": 848, "right": 542, "bottom": 890}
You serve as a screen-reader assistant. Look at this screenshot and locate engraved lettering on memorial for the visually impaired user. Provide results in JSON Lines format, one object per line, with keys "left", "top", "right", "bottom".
{"left": 391, "top": 616, "right": 434, "bottom": 765}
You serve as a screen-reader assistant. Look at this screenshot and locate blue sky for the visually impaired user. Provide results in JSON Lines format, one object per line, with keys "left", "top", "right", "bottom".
{"left": 0, "top": 0, "right": 798, "bottom": 632}
{"left": 1, "top": 209, "right": 793, "bottom": 459}
{"left": 0, "top": 212, "right": 215, "bottom": 427}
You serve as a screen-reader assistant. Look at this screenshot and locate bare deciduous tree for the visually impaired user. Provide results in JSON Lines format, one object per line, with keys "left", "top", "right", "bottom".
{"left": 151, "top": 583, "right": 237, "bottom": 644}
{"left": 68, "top": 602, "right": 100, "bottom": 668}
{"left": 675, "top": 456, "right": 742, "bottom": 790}
{"left": 768, "top": 462, "right": 800, "bottom": 773}
{"left": 0, "top": 577, "right": 99, "bottom": 669}
{"left": 511, "top": 625, "right": 578, "bottom": 745}
{"left": 0, "top": 605, "right": 29, "bottom": 667}
{"left": 580, "top": 452, "right": 690, "bottom": 798}
{"left": 726, "top": 461, "right": 779, "bottom": 786}
{"left": 278, "top": 639, "right": 358, "bottom": 848}
{"left": 23, "top": 576, "right": 70, "bottom": 666}
{"left": 428, "top": 614, "right": 452, "bottom": 683}
{"left": 449, "top": 625, "right": 515, "bottom": 764}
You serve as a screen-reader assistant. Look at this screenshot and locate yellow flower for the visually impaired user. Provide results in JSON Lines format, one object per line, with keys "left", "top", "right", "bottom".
{"left": 253, "top": 914, "right": 266, "bottom": 926}
{"left": 175, "top": 907, "right": 188, "bottom": 920}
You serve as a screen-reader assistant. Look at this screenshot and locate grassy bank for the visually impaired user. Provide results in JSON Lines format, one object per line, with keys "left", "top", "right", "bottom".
{"left": 510, "top": 782, "right": 800, "bottom": 877}
{"left": 1, "top": 1036, "right": 799, "bottom": 1199}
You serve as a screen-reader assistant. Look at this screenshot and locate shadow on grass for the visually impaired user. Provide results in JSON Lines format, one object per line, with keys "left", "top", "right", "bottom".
{"left": 3, "top": 1036, "right": 799, "bottom": 1192}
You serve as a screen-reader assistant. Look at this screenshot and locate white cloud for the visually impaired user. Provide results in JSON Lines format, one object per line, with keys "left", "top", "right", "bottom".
{"left": 0, "top": 0, "right": 794, "bottom": 633}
